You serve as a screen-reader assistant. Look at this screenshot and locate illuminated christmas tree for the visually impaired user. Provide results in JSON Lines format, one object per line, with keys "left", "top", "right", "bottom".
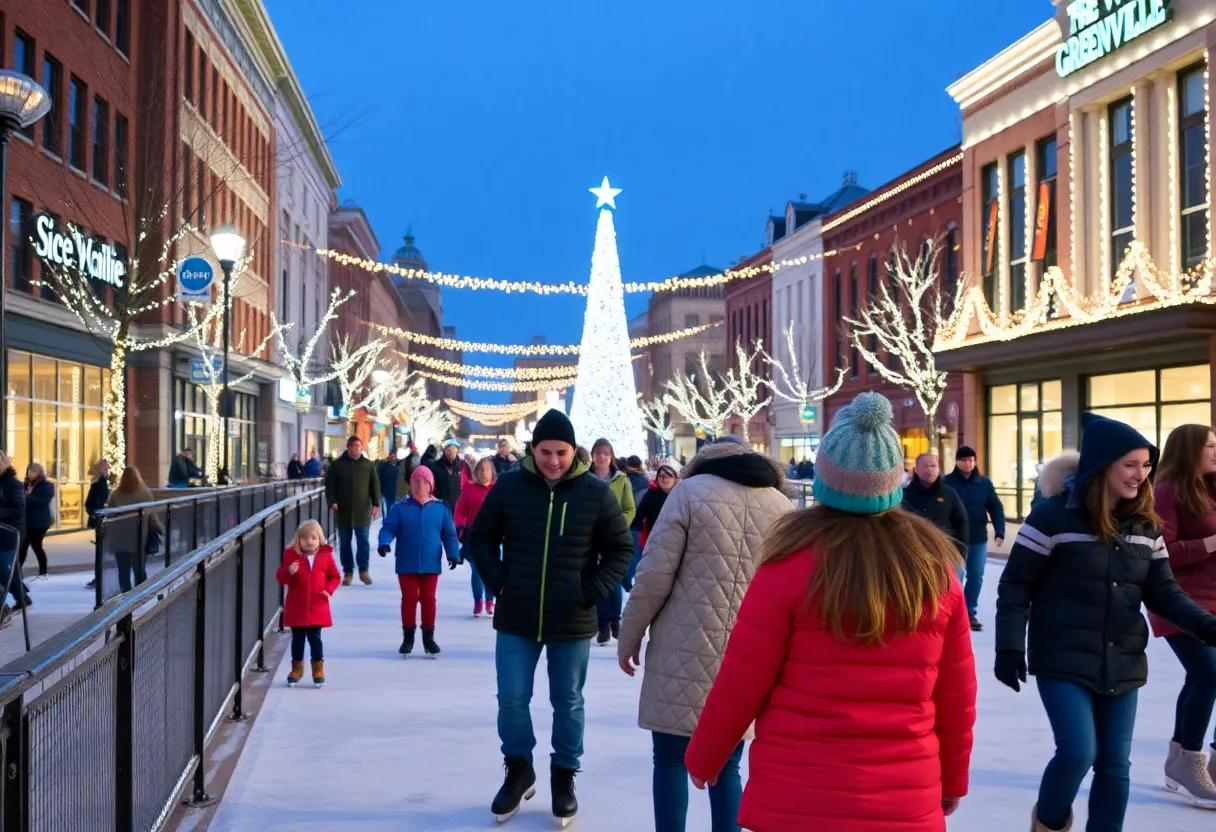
{"left": 570, "top": 177, "right": 645, "bottom": 456}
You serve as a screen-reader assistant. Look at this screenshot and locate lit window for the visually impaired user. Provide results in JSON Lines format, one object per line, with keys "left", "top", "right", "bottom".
{"left": 1109, "top": 97, "right": 1134, "bottom": 281}
{"left": 1180, "top": 64, "right": 1209, "bottom": 271}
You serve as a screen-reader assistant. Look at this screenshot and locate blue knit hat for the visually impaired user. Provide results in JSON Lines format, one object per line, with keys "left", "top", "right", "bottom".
{"left": 812, "top": 392, "right": 905, "bottom": 515}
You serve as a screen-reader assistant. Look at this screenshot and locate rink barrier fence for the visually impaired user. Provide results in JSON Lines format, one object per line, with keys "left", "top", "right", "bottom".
{"left": 92, "top": 478, "right": 324, "bottom": 609}
{"left": 0, "top": 485, "right": 333, "bottom": 832}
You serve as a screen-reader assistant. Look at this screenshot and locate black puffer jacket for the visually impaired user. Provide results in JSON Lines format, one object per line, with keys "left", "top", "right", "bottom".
{"left": 996, "top": 452, "right": 1216, "bottom": 695}
{"left": 468, "top": 455, "right": 634, "bottom": 642}
{"left": 429, "top": 455, "right": 468, "bottom": 513}
{"left": 901, "top": 475, "right": 968, "bottom": 557}
{"left": 0, "top": 468, "right": 25, "bottom": 550}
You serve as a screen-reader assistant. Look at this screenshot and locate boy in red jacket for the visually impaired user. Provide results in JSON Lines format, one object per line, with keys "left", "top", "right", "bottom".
{"left": 276, "top": 519, "right": 341, "bottom": 686}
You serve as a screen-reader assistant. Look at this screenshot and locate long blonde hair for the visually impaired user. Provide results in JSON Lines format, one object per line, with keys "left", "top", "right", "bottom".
{"left": 761, "top": 506, "right": 961, "bottom": 646}
{"left": 292, "top": 519, "right": 325, "bottom": 552}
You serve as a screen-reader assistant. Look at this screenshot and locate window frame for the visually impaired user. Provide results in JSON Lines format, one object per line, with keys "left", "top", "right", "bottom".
{"left": 68, "top": 76, "right": 87, "bottom": 171}
{"left": 13, "top": 31, "right": 35, "bottom": 140}
{"left": 95, "top": 0, "right": 111, "bottom": 38}
{"left": 1179, "top": 62, "right": 1209, "bottom": 271}
{"left": 91, "top": 96, "right": 109, "bottom": 186}
{"left": 981, "top": 162, "right": 1000, "bottom": 310}
{"left": 114, "top": 112, "right": 128, "bottom": 199}
{"left": 1008, "top": 151, "right": 1028, "bottom": 312}
{"left": 1108, "top": 96, "right": 1135, "bottom": 279}
{"left": 115, "top": 0, "right": 130, "bottom": 55}
{"left": 848, "top": 263, "right": 859, "bottom": 379}
{"left": 41, "top": 55, "right": 63, "bottom": 156}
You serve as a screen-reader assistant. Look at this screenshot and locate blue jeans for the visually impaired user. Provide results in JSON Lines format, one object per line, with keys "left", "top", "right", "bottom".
{"left": 469, "top": 561, "right": 488, "bottom": 602}
{"left": 652, "top": 731, "right": 743, "bottom": 832}
{"left": 496, "top": 632, "right": 591, "bottom": 770}
{"left": 1165, "top": 633, "right": 1216, "bottom": 752}
{"left": 623, "top": 530, "right": 642, "bottom": 591}
{"left": 337, "top": 525, "right": 370, "bottom": 574}
{"left": 0, "top": 549, "right": 28, "bottom": 606}
{"left": 597, "top": 584, "right": 623, "bottom": 628}
{"left": 955, "top": 542, "right": 987, "bottom": 616}
{"left": 1036, "top": 678, "right": 1138, "bottom": 832}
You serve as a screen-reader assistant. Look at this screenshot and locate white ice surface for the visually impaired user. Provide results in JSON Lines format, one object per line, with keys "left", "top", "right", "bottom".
{"left": 210, "top": 530, "right": 1211, "bottom": 831}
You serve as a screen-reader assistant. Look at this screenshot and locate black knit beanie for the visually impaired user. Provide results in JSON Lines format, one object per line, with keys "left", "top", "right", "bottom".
{"left": 532, "top": 409, "right": 577, "bottom": 449}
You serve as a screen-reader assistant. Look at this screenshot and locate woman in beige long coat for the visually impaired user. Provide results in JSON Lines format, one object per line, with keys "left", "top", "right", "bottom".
{"left": 617, "top": 435, "right": 790, "bottom": 832}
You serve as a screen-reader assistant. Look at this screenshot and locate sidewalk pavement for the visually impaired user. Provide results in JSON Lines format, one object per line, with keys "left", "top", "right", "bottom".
{"left": 0, "top": 571, "right": 96, "bottom": 666}
{"left": 43, "top": 530, "right": 96, "bottom": 574}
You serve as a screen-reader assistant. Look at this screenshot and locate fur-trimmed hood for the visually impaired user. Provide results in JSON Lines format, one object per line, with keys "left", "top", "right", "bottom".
{"left": 1037, "top": 451, "right": 1079, "bottom": 499}
{"left": 681, "top": 440, "right": 785, "bottom": 489}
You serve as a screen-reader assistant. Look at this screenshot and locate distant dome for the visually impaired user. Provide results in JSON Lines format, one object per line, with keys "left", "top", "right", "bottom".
{"left": 393, "top": 226, "right": 427, "bottom": 269}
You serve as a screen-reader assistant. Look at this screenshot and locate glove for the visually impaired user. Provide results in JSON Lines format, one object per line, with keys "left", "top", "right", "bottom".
{"left": 447, "top": 558, "right": 459, "bottom": 571}
{"left": 378, "top": 545, "right": 391, "bottom": 557}
{"left": 994, "top": 651, "right": 1027, "bottom": 692}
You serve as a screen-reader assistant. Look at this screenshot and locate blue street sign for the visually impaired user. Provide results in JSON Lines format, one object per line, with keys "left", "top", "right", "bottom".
{"left": 177, "top": 256, "right": 215, "bottom": 302}
{"left": 190, "top": 356, "right": 223, "bottom": 384}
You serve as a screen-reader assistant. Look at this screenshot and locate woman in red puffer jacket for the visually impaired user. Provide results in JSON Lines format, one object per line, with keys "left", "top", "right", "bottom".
{"left": 1150, "top": 424, "right": 1216, "bottom": 804}
{"left": 454, "top": 457, "right": 496, "bottom": 618}
{"left": 684, "top": 392, "right": 976, "bottom": 832}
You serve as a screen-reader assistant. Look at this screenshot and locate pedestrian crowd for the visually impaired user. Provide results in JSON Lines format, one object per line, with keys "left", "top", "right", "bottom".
{"left": 279, "top": 392, "right": 1216, "bottom": 831}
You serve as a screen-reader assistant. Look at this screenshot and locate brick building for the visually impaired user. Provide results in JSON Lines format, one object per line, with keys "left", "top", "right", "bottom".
{"left": 822, "top": 146, "right": 965, "bottom": 469}
{"left": 722, "top": 247, "right": 772, "bottom": 452}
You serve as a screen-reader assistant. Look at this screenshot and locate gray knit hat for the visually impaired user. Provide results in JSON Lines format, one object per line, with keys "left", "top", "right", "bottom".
{"left": 812, "top": 392, "right": 904, "bottom": 515}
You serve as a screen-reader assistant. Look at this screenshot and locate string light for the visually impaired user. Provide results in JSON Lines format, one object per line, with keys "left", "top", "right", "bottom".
{"left": 444, "top": 400, "right": 540, "bottom": 425}
{"left": 367, "top": 319, "right": 722, "bottom": 356}
{"left": 414, "top": 367, "right": 576, "bottom": 393}
{"left": 406, "top": 351, "right": 577, "bottom": 380}
{"left": 997, "top": 161, "right": 1008, "bottom": 313}
{"left": 1205, "top": 56, "right": 1211, "bottom": 256}
{"left": 1100, "top": 111, "right": 1110, "bottom": 287}
{"left": 1168, "top": 84, "right": 1179, "bottom": 276}
{"left": 1069, "top": 112, "right": 1077, "bottom": 285}
{"left": 822, "top": 154, "right": 964, "bottom": 232}
{"left": 292, "top": 238, "right": 860, "bottom": 297}
{"left": 937, "top": 243, "right": 1216, "bottom": 349}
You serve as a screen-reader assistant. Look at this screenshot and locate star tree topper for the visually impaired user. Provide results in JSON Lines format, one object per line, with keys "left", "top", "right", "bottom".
{"left": 590, "top": 176, "right": 622, "bottom": 209}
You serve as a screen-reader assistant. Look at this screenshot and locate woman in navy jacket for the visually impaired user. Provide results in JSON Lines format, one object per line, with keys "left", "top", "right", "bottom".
{"left": 996, "top": 413, "right": 1216, "bottom": 832}
{"left": 378, "top": 464, "right": 459, "bottom": 658}
{"left": 20, "top": 464, "right": 54, "bottom": 580}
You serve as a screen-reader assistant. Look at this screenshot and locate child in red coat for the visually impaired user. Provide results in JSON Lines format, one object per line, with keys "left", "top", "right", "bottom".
{"left": 275, "top": 519, "right": 340, "bottom": 686}
{"left": 454, "top": 457, "right": 496, "bottom": 618}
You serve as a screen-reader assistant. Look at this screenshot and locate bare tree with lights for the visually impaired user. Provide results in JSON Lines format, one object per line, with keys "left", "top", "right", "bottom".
{"left": 723, "top": 340, "right": 772, "bottom": 445}
{"left": 329, "top": 335, "right": 388, "bottom": 437}
{"left": 764, "top": 322, "right": 846, "bottom": 425}
{"left": 665, "top": 350, "right": 733, "bottom": 441}
{"left": 844, "top": 238, "right": 964, "bottom": 443}
{"left": 638, "top": 395, "right": 675, "bottom": 456}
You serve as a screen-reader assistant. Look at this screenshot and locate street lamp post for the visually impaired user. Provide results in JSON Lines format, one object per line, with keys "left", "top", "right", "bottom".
{"left": 210, "top": 225, "right": 245, "bottom": 485}
{"left": 0, "top": 71, "right": 50, "bottom": 448}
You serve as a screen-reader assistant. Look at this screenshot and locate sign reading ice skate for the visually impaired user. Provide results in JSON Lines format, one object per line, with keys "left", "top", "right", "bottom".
{"left": 31, "top": 212, "right": 126, "bottom": 289}
{"left": 176, "top": 257, "right": 215, "bottom": 302}
{"left": 1056, "top": 0, "right": 1172, "bottom": 79}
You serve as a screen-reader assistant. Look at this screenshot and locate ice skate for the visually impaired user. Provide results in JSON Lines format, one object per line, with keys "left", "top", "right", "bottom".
{"left": 422, "top": 627, "right": 441, "bottom": 657}
{"left": 1030, "top": 804, "right": 1071, "bottom": 831}
{"left": 1165, "top": 747, "right": 1216, "bottom": 808}
{"left": 1165, "top": 740, "right": 1181, "bottom": 789}
{"left": 551, "top": 765, "right": 577, "bottom": 827}
{"left": 595, "top": 626, "right": 610, "bottom": 646}
{"left": 610, "top": 620, "right": 620, "bottom": 640}
{"left": 474, "top": 599, "right": 484, "bottom": 618}
{"left": 491, "top": 756, "right": 536, "bottom": 823}
{"left": 286, "top": 660, "right": 304, "bottom": 687}
{"left": 400, "top": 626, "right": 415, "bottom": 657}
{"left": 311, "top": 659, "right": 325, "bottom": 687}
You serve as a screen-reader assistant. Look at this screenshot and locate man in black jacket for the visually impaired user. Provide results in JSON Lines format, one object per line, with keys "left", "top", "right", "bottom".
{"left": 286, "top": 453, "right": 305, "bottom": 480}
{"left": 943, "top": 446, "right": 1006, "bottom": 631}
{"left": 901, "top": 452, "right": 968, "bottom": 559}
{"left": 83, "top": 459, "right": 111, "bottom": 590}
{"left": 429, "top": 440, "right": 468, "bottom": 512}
{"left": 468, "top": 410, "right": 633, "bottom": 825}
{"left": 491, "top": 439, "right": 518, "bottom": 477}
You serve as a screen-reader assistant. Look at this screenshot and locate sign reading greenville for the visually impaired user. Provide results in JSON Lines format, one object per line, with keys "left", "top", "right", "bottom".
{"left": 1056, "top": 0, "right": 1172, "bottom": 78}
{"left": 31, "top": 212, "right": 126, "bottom": 289}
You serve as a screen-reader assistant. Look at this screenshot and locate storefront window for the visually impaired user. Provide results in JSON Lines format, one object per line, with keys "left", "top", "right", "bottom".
{"left": 173, "top": 379, "right": 259, "bottom": 482}
{"left": 1088, "top": 365, "right": 1210, "bottom": 448}
{"left": 988, "top": 379, "right": 1062, "bottom": 519}
{"left": 4, "top": 351, "right": 108, "bottom": 531}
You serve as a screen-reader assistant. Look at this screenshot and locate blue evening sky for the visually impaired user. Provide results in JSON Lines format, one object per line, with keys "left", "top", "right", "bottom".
{"left": 266, "top": 0, "right": 1049, "bottom": 403}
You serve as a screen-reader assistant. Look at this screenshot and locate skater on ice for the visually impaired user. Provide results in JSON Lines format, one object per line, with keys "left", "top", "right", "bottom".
{"left": 996, "top": 413, "right": 1216, "bottom": 831}
{"left": 617, "top": 435, "right": 789, "bottom": 832}
{"left": 684, "top": 393, "right": 977, "bottom": 832}
{"left": 454, "top": 456, "right": 497, "bottom": 618}
{"left": 624, "top": 459, "right": 678, "bottom": 591}
{"left": 275, "top": 519, "right": 341, "bottom": 687}
{"left": 378, "top": 464, "right": 460, "bottom": 658}
{"left": 467, "top": 409, "right": 633, "bottom": 826}
{"left": 588, "top": 437, "right": 635, "bottom": 645}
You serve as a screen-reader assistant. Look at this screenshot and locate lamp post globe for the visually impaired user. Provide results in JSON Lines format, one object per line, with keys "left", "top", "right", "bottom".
{"left": 209, "top": 225, "right": 245, "bottom": 484}
{"left": 0, "top": 70, "right": 50, "bottom": 446}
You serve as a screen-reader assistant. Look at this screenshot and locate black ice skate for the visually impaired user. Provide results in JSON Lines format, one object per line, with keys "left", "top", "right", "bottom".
{"left": 491, "top": 756, "right": 536, "bottom": 823}
{"left": 399, "top": 626, "right": 415, "bottom": 657}
{"left": 421, "top": 627, "right": 441, "bottom": 658}
{"left": 551, "top": 764, "right": 578, "bottom": 827}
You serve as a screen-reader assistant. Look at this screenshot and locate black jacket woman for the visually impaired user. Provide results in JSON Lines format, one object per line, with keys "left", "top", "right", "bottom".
{"left": 20, "top": 463, "right": 54, "bottom": 580}
{"left": 996, "top": 413, "right": 1216, "bottom": 832}
{"left": 0, "top": 452, "right": 30, "bottom": 617}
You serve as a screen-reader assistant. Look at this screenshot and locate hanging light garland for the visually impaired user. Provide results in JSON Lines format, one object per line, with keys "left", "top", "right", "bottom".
{"left": 414, "top": 367, "right": 577, "bottom": 393}
{"left": 288, "top": 239, "right": 860, "bottom": 297}
{"left": 445, "top": 399, "right": 541, "bottom": 423}
{"left": 936, "top": 243, "right": 1216, "bottom": 350}
{"left": 403, "top": 349, "right": 644, "bottom": 379}
{"left": 367, "top": 319, "right": 721, "bottom": 356}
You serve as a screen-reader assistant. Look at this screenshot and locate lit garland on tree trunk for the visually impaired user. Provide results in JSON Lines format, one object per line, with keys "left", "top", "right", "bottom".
{"left": 665, "top": 349, "right": 732, "bottom": 441}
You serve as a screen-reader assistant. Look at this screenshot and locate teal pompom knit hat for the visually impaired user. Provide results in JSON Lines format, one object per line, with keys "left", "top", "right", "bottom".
{"left": 812, "top": 392, "right": 905, "bottom": 515}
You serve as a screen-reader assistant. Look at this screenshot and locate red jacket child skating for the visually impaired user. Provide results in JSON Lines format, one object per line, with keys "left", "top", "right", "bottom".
{"left": 684, "top": 547, "right": 977, "bottom": 832}
{"left": 454, "top": 481, "right": 492, "bottom": 533}
{"left": 276, "top": 544, "right": 341, "bottom": 628}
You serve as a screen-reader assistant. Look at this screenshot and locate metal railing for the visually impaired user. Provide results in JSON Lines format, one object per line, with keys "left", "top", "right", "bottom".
{"left": 788, "top": 480, "right": 814, "bottom": 508}
{"left": 93, "top": 479, "right": 323, "bottom": 608}
{"left": 0, "top": 485, "right": 333, "bottom": 831}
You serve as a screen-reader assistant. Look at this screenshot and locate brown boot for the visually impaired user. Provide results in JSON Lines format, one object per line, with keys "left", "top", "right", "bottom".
{"left": 342, "top": 573, "right": 353, "bottom": 586}
{"left": 311, "top": 659, "right": 325, "bottom": 686}
{"left": 1031, "top": 805, "right": 1072, "bottom": 831}
{"left": 286, "top": 660, "right": 304, "bottom": 686}
{"left": 359, "top": 570, "right": 373, "bottom": 585}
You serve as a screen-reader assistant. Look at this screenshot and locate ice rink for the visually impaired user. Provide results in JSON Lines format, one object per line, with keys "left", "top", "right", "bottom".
{"left": 209, "top": 530, "right": 1210, "bottom": 831}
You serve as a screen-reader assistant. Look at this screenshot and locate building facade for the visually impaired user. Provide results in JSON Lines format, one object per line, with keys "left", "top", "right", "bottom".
{"left": 768, "top": 176, "right": 869, "bottom": 465}
{"left": 722, "top": 247, "right": 772, "bottom": 452}
{"left": 645, "top": 266, "right": 726, "bottom": 462}
{"left": 937, "top": 0, "right": 1215, "bottom": 519}
{"left": 823, "top": 146, "right": 965, "bottom": 469}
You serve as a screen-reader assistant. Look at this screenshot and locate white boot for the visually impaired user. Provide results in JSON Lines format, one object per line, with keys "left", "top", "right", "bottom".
{"left": 1165, "top": 747, "right": 1216, "bottom": 808}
